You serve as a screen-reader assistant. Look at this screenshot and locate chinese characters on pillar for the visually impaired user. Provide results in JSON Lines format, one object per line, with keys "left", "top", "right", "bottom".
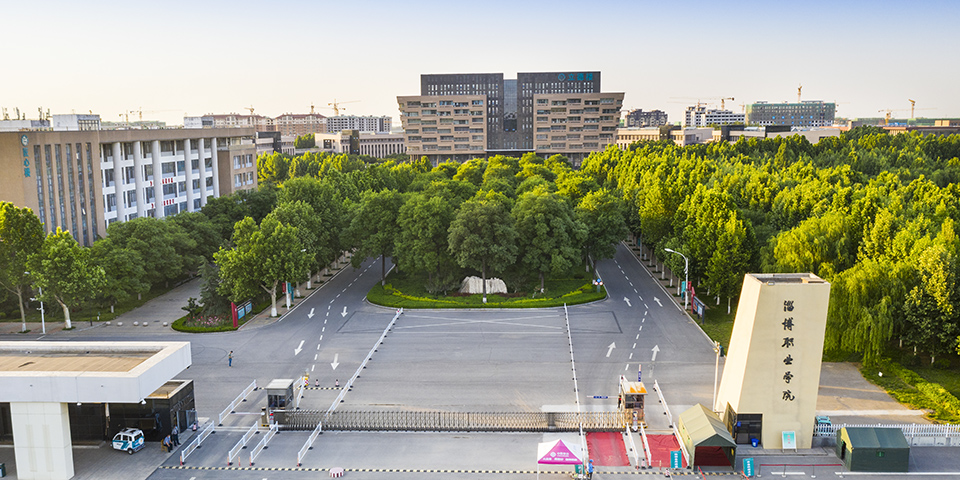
{"left": 782, "top": 300, "right": 796, "bottom": 401}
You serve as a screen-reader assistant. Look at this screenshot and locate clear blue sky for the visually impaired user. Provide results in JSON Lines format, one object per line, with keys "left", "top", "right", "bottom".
{"left": 3, "top": 0, "right": 958, "bottom": 126}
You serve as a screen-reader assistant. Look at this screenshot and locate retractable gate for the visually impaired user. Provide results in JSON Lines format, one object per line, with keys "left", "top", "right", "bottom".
{"left": 274, "top": 410, "right": 628, "bottom": 432}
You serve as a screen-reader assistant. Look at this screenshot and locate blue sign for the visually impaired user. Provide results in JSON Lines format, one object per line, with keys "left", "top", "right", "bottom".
{"left": 743, "top": 457, "right": 754, "bottom": 477}
{"left": 670, "top": 450, "right": 682, "bottom": 469}
{"left": 592, "top": 396, "right": 608, "bottom": 399}
{"left": 556, "top": 73, "right": 594, "bottom": 82}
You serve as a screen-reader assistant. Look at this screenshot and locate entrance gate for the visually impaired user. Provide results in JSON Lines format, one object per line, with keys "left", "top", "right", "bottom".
{"left": 274, "top": 410, "right": 629, "bottom": 432}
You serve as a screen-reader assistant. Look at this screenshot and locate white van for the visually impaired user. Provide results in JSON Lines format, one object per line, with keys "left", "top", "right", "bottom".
{"left": 112, "top": 428, "right": 145, "bottom": 454}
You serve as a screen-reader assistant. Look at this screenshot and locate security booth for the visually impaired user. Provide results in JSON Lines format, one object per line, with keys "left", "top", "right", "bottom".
{"left": 836, "top": 427, "right": 910, "bottom": 472}
{"left": 265, "top": 379, "right": 294, "bottom": 410}
{"left": 618, "top": 375, "right": 647, "bottom": 428}
{"left": 678, "top": 404, "right": 736, "bottom": 468}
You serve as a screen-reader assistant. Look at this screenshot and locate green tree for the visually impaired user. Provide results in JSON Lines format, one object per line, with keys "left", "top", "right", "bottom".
{"left": 198, "top": 262, "right": 231, "bottom": 317}
{"left": 346, "top": 189, "right": 404, "bottom": 284}
{"left": 214, "top": 216, "right": 312, "bottom": 317}
{"left": 294, "top": 133, "right": 316, "bottom": 149}
{"left": 705, "top": 215, "right": 753, "bottom": 313}
{"left": 396, "top": 193, "right": 457, "bottom": 293}
{"left": 89, "top": 238, "right": 148, "bottom": 313}
{"left": 513, "top": 187, "right": 586, "bottom": 291}
{"left": 104, "top": 217, "right": 195, "bottom": 288}
{"left": 270, "top": 200, "right": 321, "bottom": 286}
{"left": 448, "top": 191, "right": 518, "bottom": 302}
{"left": 902, "top": 244, "right": 959, "bottom": 363}
{"left": 27, "top": 228, "right": 106, "bottom": 329}
{"left": 576, "top": 189, "right": 628, "bottom": 270}
{"left": 0, "top": 203, "right": 44, "bottom": 331}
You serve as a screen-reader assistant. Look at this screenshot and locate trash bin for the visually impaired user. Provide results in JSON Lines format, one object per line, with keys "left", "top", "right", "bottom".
{"left": 0, "top": 462, "right": 6, "bottom": 477}
{"left": 750, "top": 437, "right": 759, "bottom": 447}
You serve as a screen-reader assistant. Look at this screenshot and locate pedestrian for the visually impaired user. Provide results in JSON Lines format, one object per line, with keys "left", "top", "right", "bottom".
{"left": 228, "top": 351, "right": 233, "bottom": 367}
{"left": 162, "top": 434, "right": 172, "bottom": 453}
{"left": 335, "top": 378, "right": 339, "bottom": 388}
{"left": 586, "top": 459, "right": 594, "bottom": 480}
{"left": 171, "top": 425, "right": 179, "bottom": 446}
{"left": 315, "top": 378, "right": 319, "bottom": 388}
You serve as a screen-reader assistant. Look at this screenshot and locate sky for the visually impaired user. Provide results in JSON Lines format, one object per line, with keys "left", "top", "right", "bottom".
{"left": 3, "top": 0, "right": 959, "bottom": 127}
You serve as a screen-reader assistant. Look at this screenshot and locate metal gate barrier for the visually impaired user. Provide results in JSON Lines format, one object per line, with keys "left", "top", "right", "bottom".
{"left": 273, "top": 410, "right": 628, "bottom": 432}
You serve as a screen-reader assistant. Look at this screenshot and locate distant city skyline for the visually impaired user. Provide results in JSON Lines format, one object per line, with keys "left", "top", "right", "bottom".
{"left": 3, "top": 0, "right": 958, "bottom": 128}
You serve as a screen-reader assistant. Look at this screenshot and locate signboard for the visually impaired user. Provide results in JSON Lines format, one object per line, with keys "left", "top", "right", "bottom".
{"left": 692, "top": 297, "right": 706, "bottom": 320}
{"left": 782, "top": 431, "right": 797, "bottom": 451}
{"left": 743, "top": 457, "right": 754, "bottom": 477}
{"left": 670, "top": 450, "right": 682, "bottom": 469}
{"left": 638, "top": 363, "right": 642, "bottom": 383}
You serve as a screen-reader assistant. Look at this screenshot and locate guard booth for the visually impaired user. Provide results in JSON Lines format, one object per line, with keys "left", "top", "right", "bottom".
{"left": 837, "top": 427, "right": 910, "bottom": 472}
{"left": 262, "top": 379, "right": 294, "bottom": 425}
{"left": 618, "top": 375, "right": 647, "bottom": 428}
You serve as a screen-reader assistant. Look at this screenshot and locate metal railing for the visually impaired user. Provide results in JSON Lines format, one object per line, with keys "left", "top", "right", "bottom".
{"left": 297, "top": 422, "right": 323, "bottom": 466}
{"left": 227, "top": 422, "right": 259, "bottom": 465}
{"left": 249, "top": 422, "right": 278, "bottom": 466}
{"left": 219, "top": 380, "right": 257, "bottom": 426}
{"left": 625, "top": 425, "right": 640, "bottom": 468}
{"left": 639, "top": 419, "right": 653, "bottom": 467}
{"left": 815, "top": 423, "right": 960, "bottom": 445}
{"left": 275, "top": 409, "right": 629, "bottom": 432}
{"left": 179, "top": 420, "right": 214, "bottom": 465}
{"left": 653, "top": 379, "right": 673, "bottom": 428}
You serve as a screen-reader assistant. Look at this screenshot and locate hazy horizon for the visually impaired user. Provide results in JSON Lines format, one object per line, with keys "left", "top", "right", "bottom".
{"left": 3, "top": 0, "right": 958, "bottom": 128}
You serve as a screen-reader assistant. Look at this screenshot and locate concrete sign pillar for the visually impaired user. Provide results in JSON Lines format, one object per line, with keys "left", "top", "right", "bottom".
{"left": 715, "top": 273, "right": 830, "bottom": 449}
{"left": 10, "top": 402, "right": 74, "bottom": 480}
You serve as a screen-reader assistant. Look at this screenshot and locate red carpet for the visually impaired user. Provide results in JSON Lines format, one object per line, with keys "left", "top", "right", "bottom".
{"left": 586, "top": 432, "right": 629, "bottom": 466}
{"left": 694, "top": 446, "right": 731, "bottom": 467}
{"left": 646, "top": 434, "right": 687, "bottom": 469}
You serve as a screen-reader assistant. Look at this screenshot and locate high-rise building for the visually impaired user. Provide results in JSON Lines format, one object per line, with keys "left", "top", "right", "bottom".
{"left": 684, "top": 106, "right": 745, "bottom": 127}
{"left": 745, "top": 101, "right": 836, "bottom": 127}
{"left": 0, "top": 118, "right": 255, "bottom": 246}
{"left": 398, "top": 71, "right": 624, "bottom": 165}
{"left": 623, "top": 109, "right": 669, "bottom": 128}
{"left": 324, "top": 115, "right": 392, "bottom": 134}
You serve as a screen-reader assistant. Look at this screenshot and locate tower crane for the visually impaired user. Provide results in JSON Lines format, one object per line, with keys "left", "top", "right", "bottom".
{"left": 720, "top": 97, "right": 734, "bottom": 110}
{"left": 244, "top": 106, "right": 255, "bottom": 115}
{"left": 909, "top": 99, "right": 916, "bottom": 119}
{"left": 797, "top": 85, "right": 802, "bottom": 103}
{"left": 326, "top": 99, "right": 360, "bottom": 116}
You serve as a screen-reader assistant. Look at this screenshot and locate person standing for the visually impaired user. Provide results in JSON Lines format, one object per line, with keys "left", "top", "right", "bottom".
{"left": 171, "top": 424, "right": 179, "bottom": 447}
{"left": 162, "top": 434, "right": 172, "bottom": 453}
{"left": 587, "top": 459, "right": 594, "bottom": 480}
{"left": 228, "top": 351, "right": 233, "bottom": 367}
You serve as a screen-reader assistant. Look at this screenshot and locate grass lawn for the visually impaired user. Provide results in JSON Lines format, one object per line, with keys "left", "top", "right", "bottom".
{"left": 368, "top": 270, "right": 605, "bottom": 309}
{"left": 699, "top": 303, "right": 736, "bottom": 352}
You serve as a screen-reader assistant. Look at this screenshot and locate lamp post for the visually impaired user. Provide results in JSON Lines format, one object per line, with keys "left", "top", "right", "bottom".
{"left": 25, "top": 272, "right": 46, "bottom": 334}
{"left": 663, "top": 248, "right": 689, "bottom": 311}
{"left": 713, "top": 341, "right": 721, "bottom": 412}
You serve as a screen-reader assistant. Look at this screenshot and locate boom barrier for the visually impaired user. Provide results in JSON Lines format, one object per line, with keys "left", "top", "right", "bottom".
{"left": 274, "top": 409, "right": 629, "bottom": 432}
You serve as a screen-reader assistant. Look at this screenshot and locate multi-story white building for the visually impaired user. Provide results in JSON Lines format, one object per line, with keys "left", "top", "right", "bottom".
{"left": 0, "top": 117, "right": 255, "bottom": 246}
{"left": 313, "top": 131, "right": 406, "bottom": 158}
{"left": 684, "top": 106, "right": 745, "bottom": 127}
{"left": 324, "top": 115, "right": 392, "bottom": 134}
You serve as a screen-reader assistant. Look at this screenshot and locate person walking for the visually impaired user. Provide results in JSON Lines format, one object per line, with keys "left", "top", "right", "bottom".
{"left": 228, "top": 351, "right": 233, "bottom": 367}
{"left": 586, "top": 459, "right": 594, "bottom": 480}
{"left": 315, "top": 378, "right": 319, "bottom": 388}
{"left": 171, "top": 424, "right": 179, "bottom": 447}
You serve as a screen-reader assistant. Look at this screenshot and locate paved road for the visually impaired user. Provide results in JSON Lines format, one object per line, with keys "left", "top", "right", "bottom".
{"left": 1, "top": 243, "right": 955, "bottom": 480}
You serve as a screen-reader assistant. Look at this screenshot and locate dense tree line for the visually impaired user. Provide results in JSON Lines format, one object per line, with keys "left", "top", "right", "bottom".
{"left": 581, "top": 128, "right": 960, "bottom": 363}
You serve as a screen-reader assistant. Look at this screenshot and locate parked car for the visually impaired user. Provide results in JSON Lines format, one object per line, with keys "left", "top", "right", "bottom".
{"left": 815, "top": 415, "right": 832, "bottom": 426}
{"left": 112, "top": 428, "right": 145, "bottom": 454}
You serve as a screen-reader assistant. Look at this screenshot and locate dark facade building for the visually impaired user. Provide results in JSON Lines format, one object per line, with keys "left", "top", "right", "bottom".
{"left": 745, "top": 101, "right": 836, "bottom": 127}
{"left": 624, "top": 109, "right": 669, "bottom": 128}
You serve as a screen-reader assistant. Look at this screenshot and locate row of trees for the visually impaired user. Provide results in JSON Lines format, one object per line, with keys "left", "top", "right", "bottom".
{"left": 582, "top": 128, "right": 960, "bottom": 363}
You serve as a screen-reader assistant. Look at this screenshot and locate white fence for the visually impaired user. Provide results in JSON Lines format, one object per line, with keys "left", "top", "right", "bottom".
{"left": 227, "top": 422, "right": 260, "bottom": 465}
{"left": 179, "top": 420, "right": 214, "bottom": 465}
{"left": 249, "top": 422, "right": 278, "bottom": 466}
{"left": 297, "top": 422, "right": 324, "bottom": 466}
{"left": 653, "top": 379, "right": 673, "bottom": 428}
{"left": 815, "top": 423, "right": 960, "bottom": 445}
{"left": 639, "top": 420, "right": 652, "bottom": 467}
{"left": 219, "top": 380, "right": 258, "bottom": 426}
{"left": 625, "top": 426, "right": 640, "bottom": 468}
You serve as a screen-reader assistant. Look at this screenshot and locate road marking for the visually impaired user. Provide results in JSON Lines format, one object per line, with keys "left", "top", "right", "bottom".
{"left": 654, "top": 297, "right": 663, "bottom": 307}
{"left": 633, "top": 288, "right": 638, "bottom": 293}
{"left": 625, "top": 364, "right": 629, "bottom": 370}
{"left": 331, "top": 353, "right": 340, "bottom": 370}
{"left": 623, "top": 297, "right": 632, "bottom": 307}
{"left": 307, "top": 308, "right": 315, "bottom": 319}
{"left": 639, "top": 325, "right": 643, "bottom": 332}
{"left": 342, "top": 288, "right": 347, "bottom": 293}
{"left": 624, "top": 276, "right": 629, "bottom": 281}
{"left": 317, "top": 343, "right": 321, "bottom": 350}
{"left": 319, "top": 335, "right": 322, "bottom": 341}
{"left": 606, "top": 342, "right": 616, "bottom": 358}
{"left": 652, "top": 345, "right": 660, "bottom": 361}
{"left": 638, "top": 295, "right": 643, "bottom": 301}
{"left": 294, "top": 340, "right": 304, "bottom": 356}
{"left": 314, "top": 354, "right": 317, "bottom": 360}
{"left": 329, "top": 299, "right": 335, "bottom": 304}
{"left": 635, "top": 334, "right": 639, "bottom": 340}
{"left": 328, "top": 305, "right": 331, "bottom": 310}
{"left": 629, "top": 282, "right": 633, "bottom": 287}
{"left": 629, "top": 353, "right": 633, "bottom": 360}
{"left": 342, "top": 306, "right": 348, "bottom": 317}
{"left": 632, "top": 343, "right": 636, "bottom": 349}
{"left": 322, "top": 327, "right": 325, "bottom": 332}
{"left": 311, "top": 364, "right": 315, "bottom": 372}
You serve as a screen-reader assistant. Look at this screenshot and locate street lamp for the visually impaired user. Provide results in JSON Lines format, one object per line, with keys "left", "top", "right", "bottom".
{"left": 663, "top": 248, "right": 689, "bottom": 311}
{"left": 712, "top": 341, "right": 721, "bottom": 412}
{"left": 25, "top": 272, "right": 46, "bottom": 335}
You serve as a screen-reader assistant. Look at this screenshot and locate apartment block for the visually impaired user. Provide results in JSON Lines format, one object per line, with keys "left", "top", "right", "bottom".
{"left": 313, "top": 130, "right": 406, "bottom": 158}
{"left": 623, "top": 109, "right": 669, "bottom": 128}
{"left": 325, "top": 115, "right": 392, "bottom": 134}
{"left": 0, "top": 122, "right": 254, "bottom": 246}
{"left": 684, "top": 106, "right": 745, "bottom": 127}
{"left": 746, "top": 101, "right": 836, "bottom": 127}
{"left": 398, "top": 71, "right": 623, "bottom": 165}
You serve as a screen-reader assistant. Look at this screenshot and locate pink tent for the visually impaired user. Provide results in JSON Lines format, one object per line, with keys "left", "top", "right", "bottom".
{"left": 537, "top": 439, "right": 584, "bottom": 479}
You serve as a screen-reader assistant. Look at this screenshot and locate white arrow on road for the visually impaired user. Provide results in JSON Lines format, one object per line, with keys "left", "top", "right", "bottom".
{"left": 654, "top": 297, "right": 663, "bottom": 307}
{"left": 623, "top": 297, "right": 632, "bottom": 307}
{"left": 294, "top": 340, "right": 305, "bottom": 356}
{"left": 341, "top": 307, "right": 348, "bottom": 317}
{"left": 307, "top": 308, "right": 315, "bottom": 319}
{"left": 606, "top": 342, "right": 616, "bottom": 358}
{"left": 331, "top": 353, "right": 340, "bottom": 370}
{"left": 651, "top": 345, "right": 660, "bottom": 361}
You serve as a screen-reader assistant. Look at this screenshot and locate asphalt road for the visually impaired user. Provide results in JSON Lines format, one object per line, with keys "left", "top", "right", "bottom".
{"left": 3, "top": 243, "right": 958, "bottom": 480}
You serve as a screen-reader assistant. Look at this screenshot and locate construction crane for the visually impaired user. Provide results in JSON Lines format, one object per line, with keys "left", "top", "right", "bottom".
{"left": 719, "top": 97, "right": 734, "bottom": 110}
{"left": 244, "top": 106, "right": 255, "bottom": 115}
{"left": 326, "top": 99, "right": 359, "bottom": 116}
{"left": 797, "top": 85, "right": 803, "bottom": 103}
{"left": 909, "top": 99, "right": 916, "bottom": 118}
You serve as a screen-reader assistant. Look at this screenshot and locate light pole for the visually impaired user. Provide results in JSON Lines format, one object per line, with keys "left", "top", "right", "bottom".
{"left": 663, "top": 248, "right": 689, "bottom": 311}
{"left": 713, "top": 341, "right": 721, "bottom": 412}
{"left": 26, "top": 272, "right": 46, "bottom": 334}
